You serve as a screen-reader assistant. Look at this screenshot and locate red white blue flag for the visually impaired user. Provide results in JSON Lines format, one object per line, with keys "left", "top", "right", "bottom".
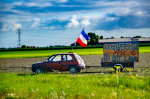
{"left": 77, "top": 29, "right": 90, "bottom": 47}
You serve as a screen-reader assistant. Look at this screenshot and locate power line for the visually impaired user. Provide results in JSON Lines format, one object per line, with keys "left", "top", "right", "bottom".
{"left": 23, "top": 34, "right": 76, "bottom": 39}
{"left": 0, "top": 34, "right": 16, "bottom": 38}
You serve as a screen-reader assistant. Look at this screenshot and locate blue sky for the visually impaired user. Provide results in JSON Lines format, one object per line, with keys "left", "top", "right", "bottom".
{"left": 0, "top": 0, "right": 150, "bottom": 48}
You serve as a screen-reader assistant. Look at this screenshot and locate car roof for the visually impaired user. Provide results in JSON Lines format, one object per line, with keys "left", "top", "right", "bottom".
{"left": 54, "top": 53, "right": 77, "bottom": 55}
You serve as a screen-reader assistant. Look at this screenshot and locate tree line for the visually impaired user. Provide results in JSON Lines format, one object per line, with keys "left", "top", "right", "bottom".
{"left": 75, "top": 32, "right": 144, "bottom": 46}
{"left": 21, "top": 32, "right": 144, "bottom": 48}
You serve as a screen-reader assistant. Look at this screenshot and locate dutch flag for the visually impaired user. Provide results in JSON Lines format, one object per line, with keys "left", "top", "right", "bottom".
{"left": 77, "top": 29, "right": 90, "bottom": 47}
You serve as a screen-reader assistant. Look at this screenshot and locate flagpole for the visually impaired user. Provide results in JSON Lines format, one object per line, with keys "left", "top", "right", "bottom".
{"left": 71, "top": 42, "right": 76, "bottom": 52}
{"left": 70, "top": 27, "right": 85, "bottom": 52}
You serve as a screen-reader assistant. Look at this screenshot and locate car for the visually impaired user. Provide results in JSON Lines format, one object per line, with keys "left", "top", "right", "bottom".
{"left": 31, "top": 53, "right": 85, "bottom": 74}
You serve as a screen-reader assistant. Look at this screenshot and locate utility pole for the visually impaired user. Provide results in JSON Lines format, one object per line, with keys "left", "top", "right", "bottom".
{"left": 17, "top": 28, "right": 22, "bottom": 48}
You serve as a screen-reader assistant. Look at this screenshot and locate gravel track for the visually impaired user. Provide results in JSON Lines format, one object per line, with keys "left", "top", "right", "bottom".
{"left": 0, "top": 53, "right": 150, "bottom": 73}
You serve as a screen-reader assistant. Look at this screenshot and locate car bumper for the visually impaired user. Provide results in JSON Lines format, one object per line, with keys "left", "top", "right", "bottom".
{"left": 79, "top": 66, "right": 85, "bottom": 69}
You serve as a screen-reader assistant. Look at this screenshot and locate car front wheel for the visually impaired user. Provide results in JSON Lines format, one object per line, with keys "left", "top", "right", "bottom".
{"left": 35, "top": 68, "right": 43, "bottom": 74}
{"left": 69, "top": 66, "right": 78, "bottom": 74}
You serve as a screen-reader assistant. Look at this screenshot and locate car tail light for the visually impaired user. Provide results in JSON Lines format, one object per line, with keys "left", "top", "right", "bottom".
{"left": 77, "top": 60, "right": 81, "bottom": 66}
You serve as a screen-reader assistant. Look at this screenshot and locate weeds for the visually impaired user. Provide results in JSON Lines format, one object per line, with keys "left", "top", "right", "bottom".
{"left": 0, "top": 72, "right": 150, "bottom": 99}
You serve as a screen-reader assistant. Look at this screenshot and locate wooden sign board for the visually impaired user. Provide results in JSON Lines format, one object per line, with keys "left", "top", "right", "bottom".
{"left": 103, "top": 43, "right": 139, "bottom": 62}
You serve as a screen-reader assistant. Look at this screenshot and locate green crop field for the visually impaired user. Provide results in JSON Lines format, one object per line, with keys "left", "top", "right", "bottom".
{"left": 0, "top": 72, "right": 150, "bottom": 99}
{"left": 0, "top": 46, "right": 150, "bottom": 58}
{"left": 0, "top": 48, "right": 103, "bottom": 58}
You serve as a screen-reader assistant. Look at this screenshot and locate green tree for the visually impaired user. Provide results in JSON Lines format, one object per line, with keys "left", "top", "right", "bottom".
{"left": 133, "top": 36, "right": 142, "bottom": 38}
{"left": 111, "top": 36, "right": 114, "bottom": 39}
{"left": 21, "top": 45, "right": 26, "bottom": 48}
{"left": 120, "top": 36, "right": 124, "bottom": 38}
{"left": 100, "top": 36, "right": 103, "bottom": 39}
{"left": 27, "top": 46, "right": 31, "bottom": 48}
{"left": 88, "top": 32, "right": 99, "bottom": 45}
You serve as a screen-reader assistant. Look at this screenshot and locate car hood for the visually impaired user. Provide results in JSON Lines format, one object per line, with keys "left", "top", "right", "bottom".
{"left": 32, "top": 62, "right": 44, "bottom": 65}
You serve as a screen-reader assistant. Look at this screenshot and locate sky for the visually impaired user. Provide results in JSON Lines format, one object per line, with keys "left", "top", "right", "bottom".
{"left": 0, "top": 0, "right": 150, "bottom": 48}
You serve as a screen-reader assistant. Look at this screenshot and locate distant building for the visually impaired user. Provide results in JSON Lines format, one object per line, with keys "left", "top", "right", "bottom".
{"left": 98, "top": 38, "right": 150, "bottom": 44}
{"left": 138, "top": 38, "right": 150, "bottom": 43}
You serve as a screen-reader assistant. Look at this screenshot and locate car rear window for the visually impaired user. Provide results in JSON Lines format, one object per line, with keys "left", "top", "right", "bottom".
{"left": 75, "top": 54, "right": 83, "bottom": 61}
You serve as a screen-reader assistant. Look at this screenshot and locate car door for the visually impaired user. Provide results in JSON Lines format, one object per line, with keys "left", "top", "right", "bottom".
{"left": 61, "top": 54, "right": 74, "bottom": 71}
{"left": 45, "top": 55, "right": 63, "bottom": 71}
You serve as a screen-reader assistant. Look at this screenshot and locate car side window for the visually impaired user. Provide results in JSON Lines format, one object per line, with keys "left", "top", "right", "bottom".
{"left": 63, "top": 55, "right": 73, "bottom": 61}
{"left": 67, "top": 55, "right": 73, "bottom": 61}
{"left": 52, "top": 55, "right": 61, "bottom": 62}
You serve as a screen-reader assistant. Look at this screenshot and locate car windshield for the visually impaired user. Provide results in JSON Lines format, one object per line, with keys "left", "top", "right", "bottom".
{"left": 47, "top": 55, "right": 55, "bottom": 62}
{"left": 47, "top": 55, "right": 62, "bottom": 62}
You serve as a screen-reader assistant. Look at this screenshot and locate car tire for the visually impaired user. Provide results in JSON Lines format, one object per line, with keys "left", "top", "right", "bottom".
{"left": 35, "top": 68, "right": 43, "bottom": 74}
{"left": 69, "top": 66, "right": 78, "bottom": 74}
{"left": 77, "top": 68, "right": 81, "bottom": 72}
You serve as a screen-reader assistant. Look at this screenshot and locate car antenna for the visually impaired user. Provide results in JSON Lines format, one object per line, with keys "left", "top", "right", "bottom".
{"left": 68, "top": 52, "right": 73, "bottom": 53}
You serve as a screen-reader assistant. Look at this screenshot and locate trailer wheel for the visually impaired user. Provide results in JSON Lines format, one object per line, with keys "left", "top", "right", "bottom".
{"left": 114, "top": 64, "right": 123, "bottom": 72}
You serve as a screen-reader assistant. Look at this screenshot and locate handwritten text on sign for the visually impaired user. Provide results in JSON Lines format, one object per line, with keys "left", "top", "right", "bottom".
{"left": 103, "top": 44, "right": 139, "bottom": 62}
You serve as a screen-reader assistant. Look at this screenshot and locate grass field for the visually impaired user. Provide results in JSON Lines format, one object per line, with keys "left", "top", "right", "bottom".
{"left": 0, "top": 46, "right": 150, "bottom": 58}
{"left": 0, "top": 72, "right": 150, "bottom": 99}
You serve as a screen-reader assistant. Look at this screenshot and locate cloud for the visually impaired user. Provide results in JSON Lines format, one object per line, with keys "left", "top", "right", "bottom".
{"left": 81, "top": 19, "right": 91, "bottom": 26}
{"left": 66, "top": 15, "right": 93, "bottom": 29}
{"left": 66, "top": 15, "right": 80, "bottom": 28}
{"left": 1, "top": 0, "right": 150, "bottom": 31}
{"left": 92, "top": 13, "right": 150, "bottom": 30}
{"left": 1, "top": 23, "right": 22, "bottom": 31}
{"left": 56, "top": 0, "right": 68, "bottom": 3}
{"left": 13, "top": 23, "right": 22, "bottom": 30}
{"left": 13, "top": 2, "right": 53, "bottom": 7}
{"left": 31, "top": 18, "right": 40, "bottom": 28}
{"left": 11, "top": 0, "right": 68, "bottom": 8}
{"left": 28, "top": 0, "right": 68, "bottom": 3}
{"left": 27, "top": 2, "right": 53, "bottom": 7}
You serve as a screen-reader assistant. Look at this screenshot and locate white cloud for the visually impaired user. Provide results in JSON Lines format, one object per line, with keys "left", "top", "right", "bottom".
{"left": 1, "top": 24, "right": 11, "bottom": 31}
{"left": 81, "top": 19, "right": 91, "bottom": 26}
{"left": 134, "top": 11, "right": 147, "bottom": 16}
{"left": 94, "top": 1, "right": 140, "bottom": 8}
{"left": 1, "top": 23, "right": 22, "bottom": 31}
{"left": 13, "top": 23, "right": 22, "bottom": 30}
{"left": 29, "top": 0, "right": 68, "bottom": 3}
{"left": 66, "top": 15, "right": 80, "bottom": 28}
{"left": 56, "top": 0, "right": 68, "bottom": 3}
{"left": 13, "top": 2, "right": 53, "bottom": 7}
{"left": 27, "top": 2, "right": 53, "bottom": 7}
{"left": 31, "top": 18, "right": 40, "bottom": 29}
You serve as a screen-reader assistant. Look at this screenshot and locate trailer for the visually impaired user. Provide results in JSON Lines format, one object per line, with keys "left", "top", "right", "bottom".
{"left": 101, "top": 40, "right": 139, "bottom": 72}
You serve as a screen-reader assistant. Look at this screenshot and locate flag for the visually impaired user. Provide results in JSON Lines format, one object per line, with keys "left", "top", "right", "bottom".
{"left": 77, "top": 29, "right": 90, "bottom": 47}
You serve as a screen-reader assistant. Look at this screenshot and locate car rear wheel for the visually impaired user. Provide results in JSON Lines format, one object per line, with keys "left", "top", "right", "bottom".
{"left": 69, "top": 66, "right": 78, "bottom": 74}
{"left": 77, "top": 68, "right": 81, "bottom": 72}
{"left": 35, "top": 68, "right": 43, "bottom": 74}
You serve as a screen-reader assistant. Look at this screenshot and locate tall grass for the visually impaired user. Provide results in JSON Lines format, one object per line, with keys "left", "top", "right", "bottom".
{"left": 0, "top": 46, "right": 150, "bottom": 58}
{"left": 0, "top": 73, "right": 150, "bottom": 99}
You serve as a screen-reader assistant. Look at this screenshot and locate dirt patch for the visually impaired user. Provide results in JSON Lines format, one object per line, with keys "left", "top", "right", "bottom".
{"left": 0, "top": 53, "right": 150, "bottom": 73}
